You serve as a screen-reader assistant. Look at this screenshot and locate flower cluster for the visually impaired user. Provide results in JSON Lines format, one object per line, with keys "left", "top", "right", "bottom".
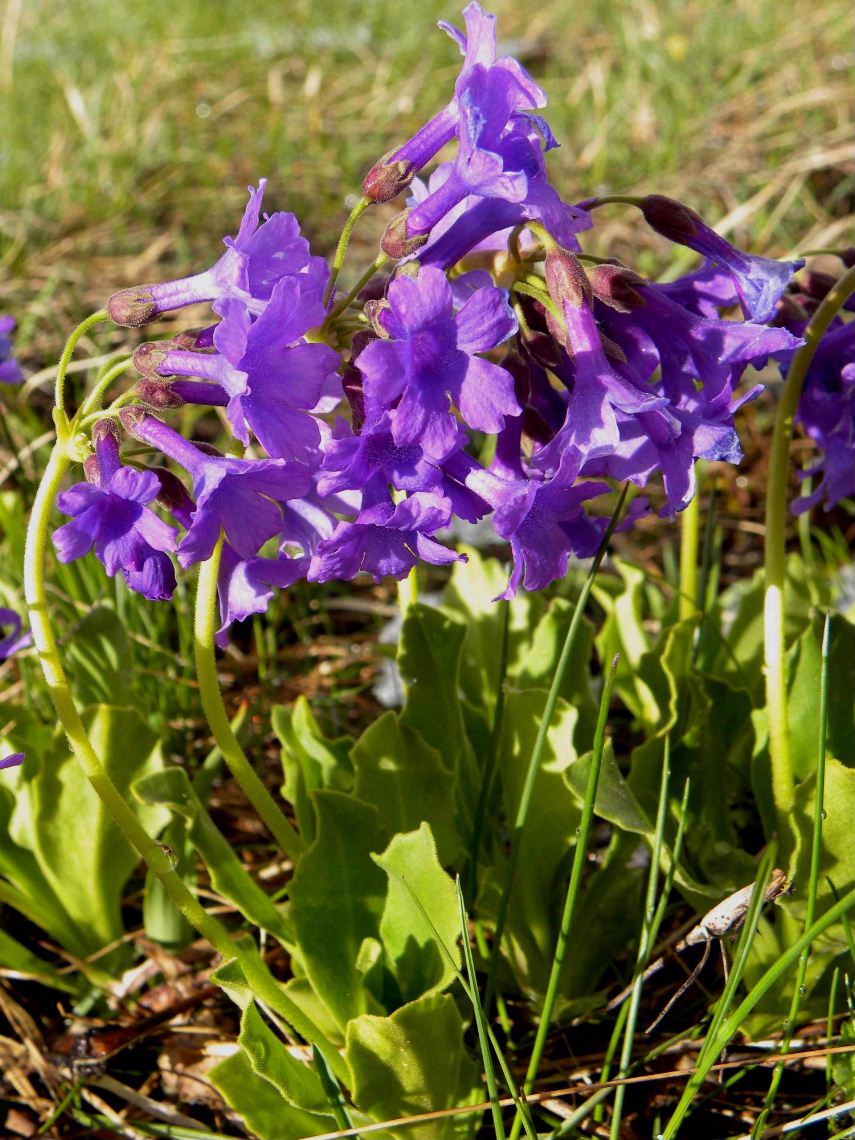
{"left": 772, "top": 255, "right": 855, "bottom": 512}
{"left": 0, "top": 316, "right": 23, "bottom": 386}
{"left": 53, "top": 1, "right": 804, "bottom": 638}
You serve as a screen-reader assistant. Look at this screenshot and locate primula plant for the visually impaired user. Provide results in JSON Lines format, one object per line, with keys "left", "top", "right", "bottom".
{"left": 1, "top": 4, "right": 854, "bottom": 1137}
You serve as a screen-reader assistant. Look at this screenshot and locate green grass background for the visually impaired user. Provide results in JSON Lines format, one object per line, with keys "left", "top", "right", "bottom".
{"left": 0, "top": 0, "right": 851, "bottom": 362}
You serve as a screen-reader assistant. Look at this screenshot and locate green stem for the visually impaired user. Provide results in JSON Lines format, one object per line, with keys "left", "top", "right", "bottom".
{"left": 509, "top": 655, "right": 619, "bottom": 1139}
{"left": 763, "top": 265, "right": 855, "bottom": 837}
{"left": 78, "top": 357, "right": 134, "bottom": 419}
{"left": 194, "top": 537, "right": 305, "bottom": 862}
{"left": 55, "top": 310, "right": 109, "bottom": 416}
{"left": 484, "top": 485, "right": 629, "bottom": 1014}
{"left": 678, "top": 475, "right": 701, "bottom": 621}
{"left": 324, "top": 252, "right": 389, "bottom": 327}
{"left": 23, "top": 440, "right": 346, "bottom": 1081}
{"left": 323, "top": 196, "right": 369, "bottom": 307}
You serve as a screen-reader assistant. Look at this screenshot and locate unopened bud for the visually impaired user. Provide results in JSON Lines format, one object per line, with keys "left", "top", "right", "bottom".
{"left": 362, "top": 151, "right": 417, "bottom": 204}
{"left": 380, "top": 210, "right": 430, "bottom": 260}
{"left": 119, "top": 406, "right": 146, "bottom": 435}
{"left": 799, "top": 270, "right": 837, "bottom": 303}
{"left": 363, "top": 299, "right": 391, "bottom": 338}
{"left": 640, "top": 195, "right": 701, "bottom": 243}
{"left": 136, "top": 378, "right": 185, "bottom": 410}
{"left": 107, "top": 286, "right": 158, "bottom": 328}
{"left": 544, "top": 248, "right": 591, "bottom": 310}
{"left": 83, "top": 454, "right": 100, "bottom": 485}
{"left": 133, "top": 342, "right": 172, "bottom": 380}
{"left": 172, "top": 326, "right": 217, "bottom": 351}
{"left": 154, "top": 468, "right": 195, "bottom": 520}
{"left": 588, "top": 264, "right": 646, "bottom": 312}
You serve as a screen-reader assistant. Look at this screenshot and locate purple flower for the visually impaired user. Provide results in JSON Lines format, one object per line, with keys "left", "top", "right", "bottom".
{"left": 0, "top": 316, "right": 23, "bottom": 385}
{"left": 355, "top": 266, "right": 518, "bottom": 460}
{"left": 53, "top": 425, "right": 178, "bottom": 601}
{"left": 216, "top": 543, "right": 308, "bottom": 646}
{"left": 125, "top": 412, "right": 312, "bottom": 566}
{"left": 0, "top": 608, "right": 31, "bottom": 659}
{"left": 792, "top": 322, "right": 855, "bottom": 512}
{"left": 640, "top": 195, "right": 802, "bottom": 322}
{"left": 107, "top": 181, "right": 328, "bottom": 326}
{"left": 309, "top": 491, "right": 462, "bottom": 583}
{"left": 370, "top": 2, "right": 546, "bottom": 197}
{"left": 471, "top": 449, "right": 610, "bottom": 597}
{"left": 0, "top": 753, "right": 24, "bottom": 771}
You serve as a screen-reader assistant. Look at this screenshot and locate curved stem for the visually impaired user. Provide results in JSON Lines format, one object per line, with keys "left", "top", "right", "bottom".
{"left": 23, "top": 441, "right": 345, "bottom": 1080}
{"left": 55, "top": 310, "right": 109, "bottom": 416}
{"left": 323, "top": 196, "right": 369, "bottom": 307}
{"left": 678, "top": 475, "right": 701, "bottom": 621}
{"left": 194, "top": 537, "right": 305, "bottom": 862}
{"left": 324, "top": 253, "right": 389, "bottom": 328}
{"left": 763, "top": 265, "right": 855, "bottom": 837}
{"left": 78, "top": 357, "right": 134, "bottom": 419}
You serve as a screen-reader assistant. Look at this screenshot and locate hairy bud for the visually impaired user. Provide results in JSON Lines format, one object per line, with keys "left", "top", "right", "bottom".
{"left": 640, "top": 195, "right": 701, "bottom": 243}
{"left": 362, "top": 151, "right": 417, "bottom": 204}
{"left": 107, "top": 286, "right": 158, "bottom": 328}
{"left": 588, "top": 264, "right": 646, "bottom": 312}
{"left": 119, "top": 406, "right": 146, "bottom": 434}
{"left": 380, "top": 210, "right": 430, "bottom": 260}
{"left": 172, "top": 326, "right": 217, "bottom": 352}
{"left": 363, "top": 299, "right": 391, "bottom": 338}
{"left": 544, "top": 247, "right": 591, "bottom": 310}
{"left": 136, "top": 378, "right": 185, "bottom": 410}
{"left": 133, "top": 341, "right": 172, "bottom": 380}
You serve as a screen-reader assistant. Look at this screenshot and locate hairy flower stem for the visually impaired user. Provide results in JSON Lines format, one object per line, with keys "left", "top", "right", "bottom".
{"left": 24, "top": 441, "right": 344, "bottom": 1076}
{"left": 54, "top": 310, "right": 109, "bottom": 416}
{"left": 78, "top": 357, "right": 134, "bottom": 419}
{"left": 484, "top": 485, "right": 629, "bottom": 1015}
{"left": 763, "top": 265, "right": 855, "bottom": 839}
{"left": 678, "top": 475, "right": 701, "bottom": 621}
{"left": 324, "top": 252, "right": 389, "bottom": 328}
{"left": 323, "top": 196, "right": 369, "bottom": 307}
{"left": 194, "top": 538, "right": 305, "bottom": 862}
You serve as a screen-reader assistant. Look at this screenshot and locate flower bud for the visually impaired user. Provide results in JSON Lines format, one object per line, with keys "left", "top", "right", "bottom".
{"left": 380, "top": 210, "right": 430, "bottom": 260}
{"left": 588, "top": 264, "right": 646, "bottom": 313}
{"left": 133, "top": 342, "right": 172, "bottom": 380}
{"left": 107, "top": 286, "right": 159, "bottom": 328}
{"left": 172, "top": 326, "right": 217, "bottom": 352}
{"left": 640, "top": 195, "right": 701, "bottom": 243}
{"left": 137, "top": 378, "right": 185, "bottom": 410}
{"left": 362, "top": 151, "right": 417, "bottom": 204}
{"left": 544, "top": 247, "right": 591, "bottom": 310}
{"left": 120, "top": 406, "right": 146, "bottom": 435}
{"left": 363, "top": 299, "right": 391, "bottom": 338}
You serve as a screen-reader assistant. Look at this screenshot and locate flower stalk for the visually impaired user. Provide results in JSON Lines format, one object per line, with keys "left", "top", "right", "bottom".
{"left": 763, "top": 264, "right": 855, "bottom": 838}
{"left": 194, "top": 536, "right": 306, "bottom": 861}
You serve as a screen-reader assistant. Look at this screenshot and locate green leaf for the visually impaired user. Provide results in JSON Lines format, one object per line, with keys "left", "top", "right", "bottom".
{"left": 592, "top": 560, "right": 660, "bottom": 725}
{"left": 788, "top": 613, "right": 855, "bottom": 779}
{"left": 346, "top": 992, "right": 482, "bottom": 1139}
{"left": 352, "top": 712, "right": 460, "bottom": 866}
{"left": 288, "top": 791, "right": 387, "bottom": 1029}
{"left": 239, "top": 1000, "right": 330, "bottom": 1113}
{"left": 0, "top": 927, "right": 82, "bottom": 995}
{"left": 63, "top": 606, "right": 132, "bottom": 707}
{"left": 565, "top": 740, "right": 651, "bottom": 836}
{"left": 372, "top": 823, "right": 460, "bottom": 1004}
{"left": 210, "top": 1048, "right": 333, "bottom": 1140}
{"left": 491, "top": 688, "right": 581, "bottom": 998}
{"left": 515, "top": 598, "right": 598, "bottom": 746}
{"left": 133, "top": 766, "right": 293, "bottom": 946}
{"left": 273, "top": 697, "right": 354, "bottom": 846}
{"left": 8, "top": 706, "right": 168, "bottom": 962}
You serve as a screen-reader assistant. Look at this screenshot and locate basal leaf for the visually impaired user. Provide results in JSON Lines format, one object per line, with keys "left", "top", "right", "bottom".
{"left": 210, "top": 1048, "right": 333, "bottom": 1140}
{"left": 288, "top": 791, "right": 387, "bottom": 1029}
{"left": 352, "top": 712, "right": 460, "bottom": 866}
{"left": 372, "top": 823, "right": 460, "bottom": 1005}
{"left": 239, "top": 1000, "right": 330, "bottom": 1113}
{"left": 346, "top": 992, "right": 482, "bottom": 1139}
{"left": 63, "top": 606, "right": 132, "bottom": 707}
{"left": 134, "top": 766, "right": 293, "bottom": 945}
{"left": 273, "top": 697, "right": 354, "bottom": 846}
{"left": 8, "top": 706, "right": 168, "bottom": 962}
